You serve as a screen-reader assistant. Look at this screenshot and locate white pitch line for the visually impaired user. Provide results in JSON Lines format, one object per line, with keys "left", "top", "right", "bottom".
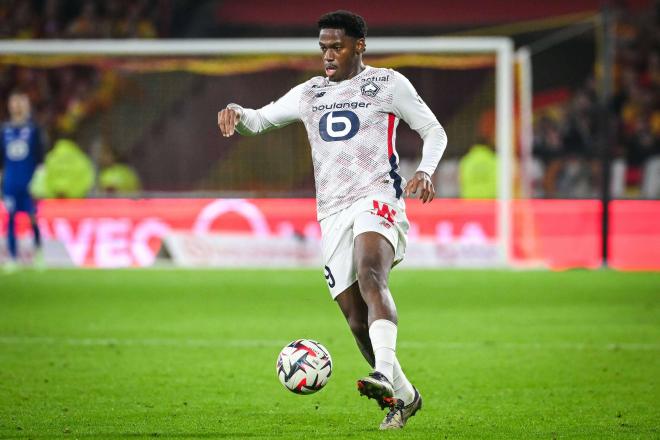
{"left": 0, "top": 336, "right": 658, "bottom": 351}
{"left": 0, "top": 336, "right": 284, "bottom": 348}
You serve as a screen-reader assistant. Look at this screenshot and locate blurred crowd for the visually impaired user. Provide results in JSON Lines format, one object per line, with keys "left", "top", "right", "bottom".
{"left": 0, "top": 0, "right": 163, "bottom": 189}
{"left": 0, "top": 0, "right": 152, "bottom": 196}
{"left": 0, "top": 0, "right": 165, "bottom": 39}
{"left": 0, "top": 65, "right": 107, "bottom": 142}
{"left": 532, "top": 5, "right": 660, "bottom": 199}
{"left": 0, "top": 1, "right": 658, "bottom": 199}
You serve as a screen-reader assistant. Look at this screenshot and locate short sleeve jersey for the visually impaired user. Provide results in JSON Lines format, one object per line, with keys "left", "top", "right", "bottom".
{"left": 239, "top": 66, "right": 439, "bottom": 220}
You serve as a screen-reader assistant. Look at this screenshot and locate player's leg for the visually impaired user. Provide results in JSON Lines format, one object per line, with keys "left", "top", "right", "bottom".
{"left": 28, "top": 213, "right": 41, "bottom": 250}
{"left": 2, "top": 193, "right": 19, "bottom": 271}
{"left": 322, "top": 200, "right": 420, "bottom": 425}
{"left": 28, "top": 212, "right": 44, "bottom": 268}
{"left": 335, "top": 281, "right": 375, "bottom": 367}
{"left": 6, "top": 210, "right": 18, "bottom": 260}
{"left": 20, "top": 191, "right": 41, "bottom": 252}
{"left": 355, "top": 231, "right": 397, "bottom": 373}
{"left": 336, "top": 279, "right": 417, "bottom": 407}
{"left": 353, "top": 233, "right": 422, "bottom": 428}
{"left": 352, "top": 231, "right": 400, "bottom": 408}
{"left": 352, "top": 207, "right": 422, "bottom": 429}
{"left": 321, "top": 208, "right": 376, "bottom": 365}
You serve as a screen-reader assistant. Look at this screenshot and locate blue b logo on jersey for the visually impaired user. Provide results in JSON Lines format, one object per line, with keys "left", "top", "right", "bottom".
{"left": 319, "top": 111, "right": 360, "bottom": 141}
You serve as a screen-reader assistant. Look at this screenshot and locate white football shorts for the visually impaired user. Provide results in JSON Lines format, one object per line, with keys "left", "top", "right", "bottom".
{"left": 319, "top": 193, "right": 409, "bottom": 299}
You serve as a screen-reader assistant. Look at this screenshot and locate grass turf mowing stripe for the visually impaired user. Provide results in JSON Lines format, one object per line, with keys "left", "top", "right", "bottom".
{"left": 0, "top": 269, "right": 658, "bottom": 439}
{"left": 0, "top": 336, "right": 659, "bottom": 351}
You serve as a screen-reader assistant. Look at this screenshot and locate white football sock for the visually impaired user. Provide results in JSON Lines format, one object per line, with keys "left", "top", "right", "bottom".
{"left": 368, "top": 319, "right": 397, "bottom": 384}
{"left": 393, "top": 357, "right": 415, "bottom": 405}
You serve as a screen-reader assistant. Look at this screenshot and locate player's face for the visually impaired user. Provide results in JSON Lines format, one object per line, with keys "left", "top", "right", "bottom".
{"left": 8, "top": 94, "right": 30, "bottom": 121}
{"left": 319, "top": 28, "right": 364, "bottom": 82}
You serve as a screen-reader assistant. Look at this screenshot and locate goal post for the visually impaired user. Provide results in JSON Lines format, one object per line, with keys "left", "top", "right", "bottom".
{"left": 0, "top": 37, "right": 516, "bottom": 266}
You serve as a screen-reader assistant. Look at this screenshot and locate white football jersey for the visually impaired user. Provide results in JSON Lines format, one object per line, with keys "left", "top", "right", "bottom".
{"left": 231, "top": 65, "right": 444, "bottom": 220}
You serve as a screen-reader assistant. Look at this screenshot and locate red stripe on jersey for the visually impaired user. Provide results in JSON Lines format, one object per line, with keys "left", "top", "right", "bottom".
{"left": 387, "top": 113, "right": 395, "bottom": 157}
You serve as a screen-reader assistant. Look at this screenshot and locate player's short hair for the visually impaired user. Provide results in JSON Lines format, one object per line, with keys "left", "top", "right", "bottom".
{"left": 317, "top": 10, "right": 367, "bottom": 39}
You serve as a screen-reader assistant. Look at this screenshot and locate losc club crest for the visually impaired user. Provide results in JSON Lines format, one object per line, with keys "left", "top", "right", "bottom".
{"left": 312, "top": 84, "right": 326, "bottom": 98}
{"left": 361, "top": 80, "right": 380, "bottom": 97}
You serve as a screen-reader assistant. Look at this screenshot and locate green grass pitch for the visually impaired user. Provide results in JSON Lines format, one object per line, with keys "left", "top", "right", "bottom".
{"left": 0, "top": 269, "right": 658, "bottom": 439}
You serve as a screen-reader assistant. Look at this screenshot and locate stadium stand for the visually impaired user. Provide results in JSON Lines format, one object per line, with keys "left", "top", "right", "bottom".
{"left": 0, "top": 0, "right": 657, "bottom": 199}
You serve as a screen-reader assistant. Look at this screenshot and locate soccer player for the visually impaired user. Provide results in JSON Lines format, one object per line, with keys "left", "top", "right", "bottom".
{"left": 0, "top": 89, "right": 44, "bottom": 271}
{"left": 218, "top": 10, "right": 447, "bottom": 430}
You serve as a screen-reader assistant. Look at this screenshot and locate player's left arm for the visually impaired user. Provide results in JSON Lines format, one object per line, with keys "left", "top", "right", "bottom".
{"left": 391, "top": 72, "right": 448, "bottom": 203}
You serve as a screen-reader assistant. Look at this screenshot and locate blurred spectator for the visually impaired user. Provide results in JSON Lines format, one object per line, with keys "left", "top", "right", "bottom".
{"left": 642, "top": 156, "right": 660, "bottom": 198}
{"left": 563, "top": 89, "right": 598, "bottom": 158}
{"left": 0, "top": 65, "right": 101, "bottom": 144}
{"left": 530, "top": 1, "right": 660, "bottom": 199}
{"left": 0, "top": 0, "right": 165, "bottom": 40}
{"left": 626, "top": 114, "right": 658, "bottom": 170}
{"left": 43, "top": 138, "right": 95, "bottom": 198}
{"left": 98, "top": 146, "right": 141, "bottom": 195}
{"left": 560, "top": 88, "right": 600, "bottom": 198}
{"left": 459, "top": 142, "right": 497, "bottom": 199}
{"left": 533, "top": 114, "right": 565, "bottom": 197}
{"left": 99, "top": 163, "right": 141, "bottom": 195}
{"left": 116, "top": 0, "right": 158, "bottom": 38}
{"left": 67, "top": 1, "right": 104, "bottom": 38}
{"left": 12, "top": 0, "right": 40, "bottom": 39}
{"left": 0, "top": 1, "right": 162, "bottom": 199}
{"left": 42, "top": 0, "right": 64, "bottom": 38}
{"left": 610, "top": 0, "right": 660, "bottom": 198}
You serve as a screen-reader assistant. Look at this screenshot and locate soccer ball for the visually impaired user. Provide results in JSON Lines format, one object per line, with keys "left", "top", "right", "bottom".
{"left": 276, "top": 339, "right": 332, "bottom": 394}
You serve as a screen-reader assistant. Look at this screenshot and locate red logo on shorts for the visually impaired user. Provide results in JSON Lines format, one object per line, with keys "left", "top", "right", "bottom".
{"left": 372, "top": 200, "right": 396, "bottom": 223}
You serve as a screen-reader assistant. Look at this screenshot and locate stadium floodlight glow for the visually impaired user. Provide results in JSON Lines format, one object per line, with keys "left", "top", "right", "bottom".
{"left": 0, "top": 37, "right": 515, "bottom": 264}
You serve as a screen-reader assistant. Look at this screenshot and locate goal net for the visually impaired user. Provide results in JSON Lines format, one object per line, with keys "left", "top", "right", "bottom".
{"left": 0, "top": 38, "right": 516, "bottom": 267}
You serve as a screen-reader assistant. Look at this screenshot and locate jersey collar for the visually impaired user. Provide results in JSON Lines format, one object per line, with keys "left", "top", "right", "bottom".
{"left": 325, "top": 65, "right": 373, "bottom": 86}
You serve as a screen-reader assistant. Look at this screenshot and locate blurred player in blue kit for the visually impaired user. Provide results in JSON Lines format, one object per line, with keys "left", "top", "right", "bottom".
{"left": 0, "top": 89, "right": 44, "bottom": 271}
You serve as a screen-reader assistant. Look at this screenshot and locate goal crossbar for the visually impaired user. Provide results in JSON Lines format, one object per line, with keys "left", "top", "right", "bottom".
{"left": 0, "top": 37, "right": 512, "bottom": 55}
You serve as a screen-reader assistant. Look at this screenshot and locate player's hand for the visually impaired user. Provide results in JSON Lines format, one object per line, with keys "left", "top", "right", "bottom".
{"left": 218, "top": 107, "right": 240, "bottom": 137}
{"left": 404, "top": 171, "right": 435, "bottom": 203}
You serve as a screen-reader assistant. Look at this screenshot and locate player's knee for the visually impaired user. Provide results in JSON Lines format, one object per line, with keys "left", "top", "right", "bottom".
{"left": 356, "top": 263, "right": 388, "bottom": 296}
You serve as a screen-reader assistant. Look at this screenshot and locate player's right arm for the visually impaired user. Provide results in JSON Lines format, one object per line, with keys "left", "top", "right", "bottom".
{"left": 218, "top": 83, "right": 304, "bottom": 137}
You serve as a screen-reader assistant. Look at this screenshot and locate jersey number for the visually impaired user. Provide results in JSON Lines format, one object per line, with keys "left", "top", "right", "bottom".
{"left": 324, "top": 266, "right": 336, "bottom": 288}
{"left": 319, "top": 111, "right": 360, "bottom": 141}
